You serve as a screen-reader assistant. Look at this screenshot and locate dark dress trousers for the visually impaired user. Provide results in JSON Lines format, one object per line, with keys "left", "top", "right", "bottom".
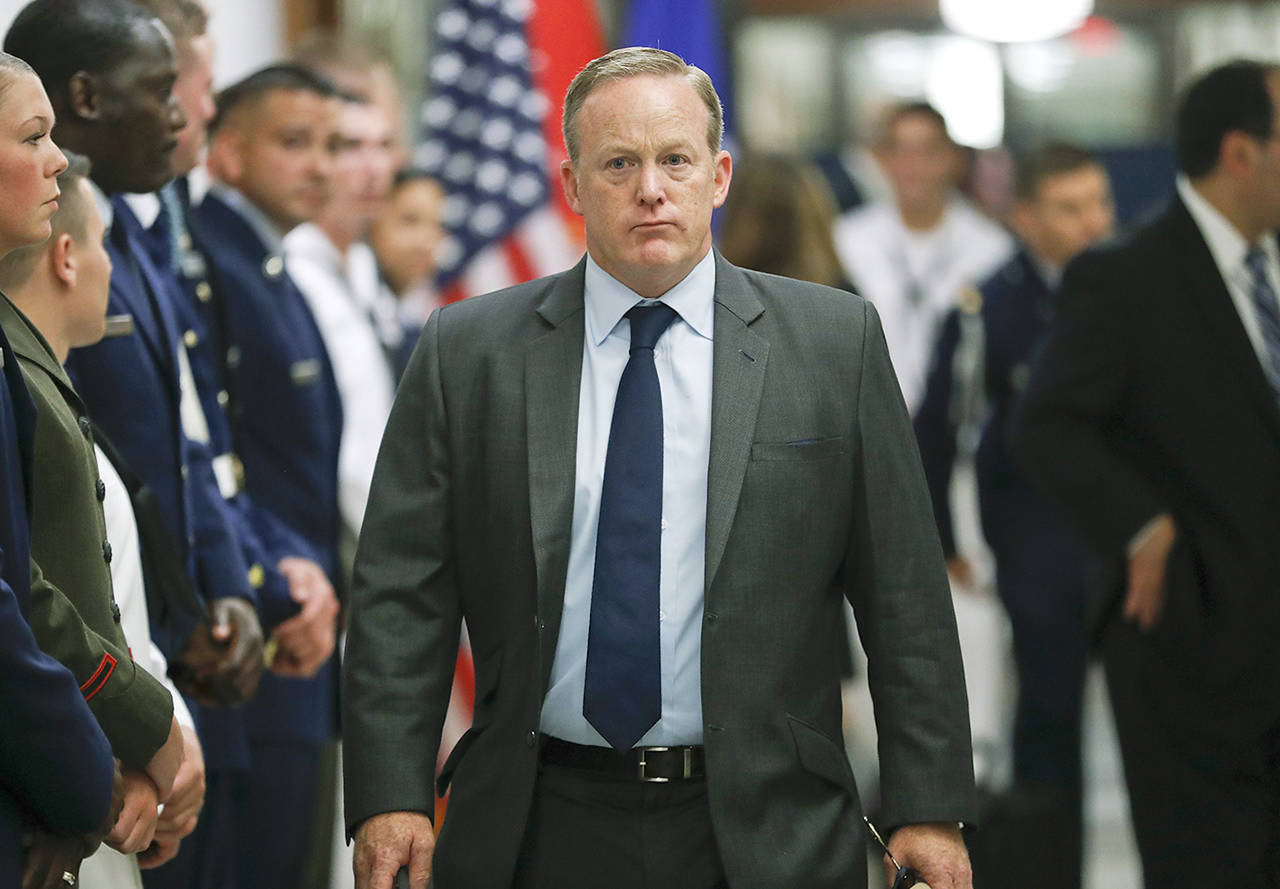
{"left": 344, "top": 253, "right": 976, "bottom": 889}
{"left": 1013, "top": 197, "right": 1280, "bottom": 887}
{"left": 0, "top": 319, "right": 115, "bottom": 885}
{"left": 0, "top": 294, "right": 175, "bottom": 768}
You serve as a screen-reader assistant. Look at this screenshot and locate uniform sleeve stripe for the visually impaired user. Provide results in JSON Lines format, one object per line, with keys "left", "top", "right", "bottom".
{"left": 80, "top": 653, "right": 118, "bottom": 701}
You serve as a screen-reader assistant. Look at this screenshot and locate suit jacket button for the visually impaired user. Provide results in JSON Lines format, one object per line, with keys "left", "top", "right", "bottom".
{"left": 195, "top": 281, "right": 213, "bottom": 303}
{"left": 526, "top": 731, "right": 537, "bottom": 748}
{"left": 102, "top": 541, "right": 113, "bottom": 564}
{"left": 111, "top": 601, "right": 121, "bottom": 623}
{"left": 96, "top": 479, "right": 106, "bottom": 502}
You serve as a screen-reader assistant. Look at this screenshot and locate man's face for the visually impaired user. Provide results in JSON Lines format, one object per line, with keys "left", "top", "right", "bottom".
{"left": 88, "top": 20, "right": 186, "bottom": 194}
{"left": 1016, "top": 165, "right": 1114, "bottom": 268}
{"left": 0, "top": 71, "right": 68, "bottom": 254}
{"left": 171, "top": 33, "right": 215, "bottom": 177}
{"left": 323, "top": 101, "right": 396, "bottom": 235}
{"left": 370, "top": 178, "right": 444, "bottom": 293}
{"left": 560, "top": 74, "right": 731, "bottom": 298}
{"left": 220, "top": 89, "right": 337, "bottom": 233}
{"left": 881, "top": 113, "right": 959, "bottom": 212}
{"left": 65, "top": 178, "right": 113, "bottom": 349}
{"left": 1246, "top": 71, "right": 1280, "bottom": 233}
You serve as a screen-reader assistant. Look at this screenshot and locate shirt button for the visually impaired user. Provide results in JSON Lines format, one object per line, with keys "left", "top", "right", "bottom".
{"left": 660, "top": 519, "right": 668, "bottom": 531}
{"left": 102, "top": 541, "right": 113, "bottom": 564}
{"left": 659, "top": 610, "right": 666, "bottom": 622}
{"left": 95, "top": 479, "right": 106, "bottom": 502}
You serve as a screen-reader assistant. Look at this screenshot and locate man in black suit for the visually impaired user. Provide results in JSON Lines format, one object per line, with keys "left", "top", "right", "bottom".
{"left": 1014, "top": 60, "right": 1280, "bottom": 887}
{"left": 345, "top": 47, "right": 975, "bottom": 889}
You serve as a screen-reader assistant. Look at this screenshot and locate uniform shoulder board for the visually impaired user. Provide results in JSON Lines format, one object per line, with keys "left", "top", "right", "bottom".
{"left": 958, "top": 286, "right": 983, "bottom": 315}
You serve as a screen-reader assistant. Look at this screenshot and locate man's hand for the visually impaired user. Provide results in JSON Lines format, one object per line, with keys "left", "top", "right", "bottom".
{"left": 1125, "top": 514, "right": 1177, "bottom": 631}
{"left": 145, "top": 716, "right": 184, "bottom": 801}
{"left": 82, "top": 758, "right": 126, "bottom": 852}
{"left": 176, "top": 597, "right": 265, "bottom": 705}
{"left": 137, "top": 830, "right": 182, "bottom": 870}
{"left": 105, "top": 769, "right": 160, "bottom": 855}
{"left": 353, "top": 811, "right": 435, "bottom": 889}
{"left": 885, "top": 822, "right": 972, "bottom": 889}
{"left": 158, "top": 725, "right": 205, "bottom": 838}
{"left": 945, "top": 556, "right": 975, "bottom": 590}
{"left": 22, "top": 832, "right": 89, "bottom": 889}
{"left": 270, "top": 557, "right": 339, "bottom": 679}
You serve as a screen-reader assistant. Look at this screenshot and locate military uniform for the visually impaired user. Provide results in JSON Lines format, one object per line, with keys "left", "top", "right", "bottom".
{"left": 0, "top": 318, "right": 115, "bottom": 883}
{"left": 0, "top": 294, "right": 174, "bottom": 768}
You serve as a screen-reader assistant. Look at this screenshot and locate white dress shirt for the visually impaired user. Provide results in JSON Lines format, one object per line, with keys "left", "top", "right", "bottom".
{"left": 284, "top": 223, "right": 397, "bottom": 541}
{"left": 833, "top": 197, "right": 1013, "bottom": 414}
{"left": 81, "top": 445, "right": 194, "bottom": 889}
{"left": 539, "top": 250, "right": 715, "bottom": 747}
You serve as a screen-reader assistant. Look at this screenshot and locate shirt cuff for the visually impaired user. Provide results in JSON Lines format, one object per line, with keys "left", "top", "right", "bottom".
{"left": 1127, "top": 514, "right": 1168, "bottom": 557}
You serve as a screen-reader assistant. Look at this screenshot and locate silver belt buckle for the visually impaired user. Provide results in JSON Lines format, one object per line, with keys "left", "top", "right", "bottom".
{"left": 636, "top": 746, "right": 694, "bottom": 782}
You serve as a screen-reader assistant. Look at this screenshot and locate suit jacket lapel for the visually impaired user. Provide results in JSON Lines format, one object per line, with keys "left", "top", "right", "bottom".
{"left": 1169, "top": 198, "right": 1280, "bottom": 439}
{"left": 705, "top": 254, "right": 768, "bottom": 593}
{"left": 526, "top": 259, "right": 586, "bottom": 692}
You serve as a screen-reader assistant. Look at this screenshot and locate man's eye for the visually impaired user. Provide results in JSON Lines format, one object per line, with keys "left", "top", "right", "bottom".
{"left": 666, "top": 154, "right": 687, "bottom": 165}
{"left": 607, "top": 158, "right": 627, "bottom": 170}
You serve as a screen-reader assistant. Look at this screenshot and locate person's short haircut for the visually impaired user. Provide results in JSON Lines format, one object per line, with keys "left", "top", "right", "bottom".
{"left": 134, "top": 0, "right": 207, "bottom": 45}
{"left": 0, "top": 149, "right": 93, "bottom": 292}
{"left": 209, "top": 63, "right": 340, "bottom": 136}
{"left": 1013, "top": 142, "right": 1103, "bottom": 201}
{"left": 562, "top": 47, "right": 723, "bottom": 163}
{"left": 3, "top": 0, "right": 155, "bottom": 103}
{"left": 881, "top": 101, "right": 952, "bottom": 148}
{"left": 1176, "top": 59, "right": 1280, "bottom": 178}
{"left": 390, "top": 166, "right": 441, "bottom": 192}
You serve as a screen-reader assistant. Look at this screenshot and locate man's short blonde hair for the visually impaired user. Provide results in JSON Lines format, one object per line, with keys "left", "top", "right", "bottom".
{"left": 562, "top": 47, "right": 724, "bottom": 164}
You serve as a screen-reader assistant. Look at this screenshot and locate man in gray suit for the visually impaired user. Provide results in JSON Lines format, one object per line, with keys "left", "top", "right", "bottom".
{"left": 343, "top": 47, "right": 975, "bottom": 889}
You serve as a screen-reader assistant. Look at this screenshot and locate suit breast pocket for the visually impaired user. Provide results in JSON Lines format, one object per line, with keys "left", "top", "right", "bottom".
{"left": 750, "top": 436, "right": 846, "bottom": 463}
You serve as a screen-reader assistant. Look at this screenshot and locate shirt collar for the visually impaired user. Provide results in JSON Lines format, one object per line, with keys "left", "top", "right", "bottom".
{"left": 1177, "top": 175, "right": 1280, "bottom": 276}
{"left": 121, "top": 192, "right": 162, "bottom": 231}
{"left": 583, "top": 249, "right": 716, "bottom": 347}
{"left": 208, "top": 182, "right": 286, "bottom": 253}
{"left": 283, "top": 221, "right": 343, "bottom": 270}
{"left": 87, "top": 177, "right": 113, "bottom": 233}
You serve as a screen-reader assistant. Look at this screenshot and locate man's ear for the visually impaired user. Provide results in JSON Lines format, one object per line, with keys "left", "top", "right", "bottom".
{"left": 50, "top": 233, "right": 76, "bottom": 288}
{"left": 711, "top": 150, "right": 733, "bottom": 209}
{"left": 206, "top": 131, "right": 245, "bottom": 185}
{"left": 560, "top": 158, "right": 583, "bottom": 216}
{"left": 67, "top": 72, "right": 101, "bottom": 122}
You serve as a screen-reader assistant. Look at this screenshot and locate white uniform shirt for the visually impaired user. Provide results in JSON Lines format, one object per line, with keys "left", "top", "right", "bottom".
{"left": 833, "top": 198, "right": 1013, "bottom": 414}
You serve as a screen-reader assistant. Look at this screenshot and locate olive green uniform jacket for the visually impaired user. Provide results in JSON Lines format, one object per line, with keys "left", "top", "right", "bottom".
{"left": 0, "top": 294, "right": 172, "bottom": 769}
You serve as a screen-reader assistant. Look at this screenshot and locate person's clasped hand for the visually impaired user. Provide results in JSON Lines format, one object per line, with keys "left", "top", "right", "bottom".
{"left": 175, "top": 596, "right": 265, "bottom": 706}
{"left": 269, "top": 556, "right": 339, "bottom": 679}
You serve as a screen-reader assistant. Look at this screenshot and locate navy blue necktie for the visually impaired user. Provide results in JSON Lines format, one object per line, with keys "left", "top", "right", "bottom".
{"left": 1244, "top": 248, "right": 1280, "bottom": 408}
{"left": 583, "top": 302, "right": 678, "bottom": 750}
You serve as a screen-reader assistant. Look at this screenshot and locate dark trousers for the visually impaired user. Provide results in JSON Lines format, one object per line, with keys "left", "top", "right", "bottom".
{"left": 512, "top": 764, "right": 727, "bottom": 889}
{"left": 143, "top": 768, "right": 249, "bottom": 889}
{"left": 1104, "top": 617, "right": 1280, "bottom": 888}
{"left": 238, "top": 740, "right": 323, "bottom": 889}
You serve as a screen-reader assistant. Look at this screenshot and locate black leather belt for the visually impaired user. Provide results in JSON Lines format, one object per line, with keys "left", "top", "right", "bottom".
{"left": 540, "top": 735, "right": 706, "bottom": 782}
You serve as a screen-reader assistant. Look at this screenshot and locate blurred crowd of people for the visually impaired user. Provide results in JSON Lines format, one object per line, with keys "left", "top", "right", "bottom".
{"left": 1, "top": 0, "right": 1279, "bottom": 886}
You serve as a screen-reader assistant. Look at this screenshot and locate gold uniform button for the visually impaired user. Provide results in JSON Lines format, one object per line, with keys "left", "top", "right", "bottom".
{"left": 217, "top": 390, "right": 230, "bottom": 408}
{"left": 195, "top": 281, "right": 212, "bottom": 303}
{"left": 263, "top": 255, "right": 284, "bottom": 279}
{"left": 247, "top": 563, "right": 265, "bottom": 589}
{"left": 183, "top": 329, "right": 198, "bottom": 349}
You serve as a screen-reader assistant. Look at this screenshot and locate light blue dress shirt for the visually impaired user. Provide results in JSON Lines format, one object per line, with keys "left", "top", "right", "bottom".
{"left": 539, "top": 250, "right": 715, "bottom": 747}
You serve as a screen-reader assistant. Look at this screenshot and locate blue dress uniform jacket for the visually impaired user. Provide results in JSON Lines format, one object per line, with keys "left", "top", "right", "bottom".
{"left": 0, "top": 321, "right": 114, "bottom": 883}
{"left": 66, "top": 198, "right": 257, "bottom": 771}
{"left": 189, "top": 188, "right": 343, "bottom": 748}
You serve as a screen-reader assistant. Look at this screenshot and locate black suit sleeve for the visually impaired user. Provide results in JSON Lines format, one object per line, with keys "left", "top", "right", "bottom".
{"left": 1011, "top": 251, "right": 1168, "bottom": 556}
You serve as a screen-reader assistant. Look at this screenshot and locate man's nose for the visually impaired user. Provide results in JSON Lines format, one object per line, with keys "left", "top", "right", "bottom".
{"left": 636, "top": 163, "right": 664, "bottom": 204}
{"left": 168, "top": 96, "right": 188, "bottom": 133}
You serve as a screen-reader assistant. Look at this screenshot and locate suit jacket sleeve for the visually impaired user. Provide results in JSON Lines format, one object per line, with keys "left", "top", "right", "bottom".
{"left": 342, "top": 309, "right": 461, "bottom": 835}
{"left": 0, "top": 557, "right": 115, "bottom": 835}
{"left": 845, "top": 301, "right": 976, "bottom": 830}
{"left": 28, "top": 557, "right": 174, "bottom": 771}
{"left": 1011, "top": 251, "right": 1167, "bottom": 555}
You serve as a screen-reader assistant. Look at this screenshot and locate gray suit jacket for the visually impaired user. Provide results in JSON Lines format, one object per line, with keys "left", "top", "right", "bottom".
{"left": 343, "top": 253, "right": 974, "bottom": 889}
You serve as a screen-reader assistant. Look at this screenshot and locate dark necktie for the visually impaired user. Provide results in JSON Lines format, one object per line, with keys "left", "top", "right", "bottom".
{"left": 1244, "top": 247, "right": 1280, "bottom": 408}
{"left": 583, "top": 302, "right": 678, "bottom": 750}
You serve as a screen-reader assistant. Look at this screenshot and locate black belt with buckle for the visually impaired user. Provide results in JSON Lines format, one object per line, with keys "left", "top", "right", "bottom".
{"left": 540, "top": 735, "right": 706, "bottom": 782}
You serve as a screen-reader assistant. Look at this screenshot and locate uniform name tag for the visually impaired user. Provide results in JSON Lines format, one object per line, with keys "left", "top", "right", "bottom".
{"left": 103, "top": 314, "right": 135, "bottom": 338}
{"left": 290, "top": 359, "right": 320, "bottom": 385}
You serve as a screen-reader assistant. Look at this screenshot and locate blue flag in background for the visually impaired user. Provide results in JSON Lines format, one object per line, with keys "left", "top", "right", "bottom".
{"left": 621, "top": 0, "right": 733, "bottom": 139}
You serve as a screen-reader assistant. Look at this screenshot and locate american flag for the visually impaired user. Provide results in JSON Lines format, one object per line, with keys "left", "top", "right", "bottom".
{"left": 415, "top": 0, "right": 595, "bottom": 302}
{"left": 414, "top": 0, "right": 603, "bottom": 793}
